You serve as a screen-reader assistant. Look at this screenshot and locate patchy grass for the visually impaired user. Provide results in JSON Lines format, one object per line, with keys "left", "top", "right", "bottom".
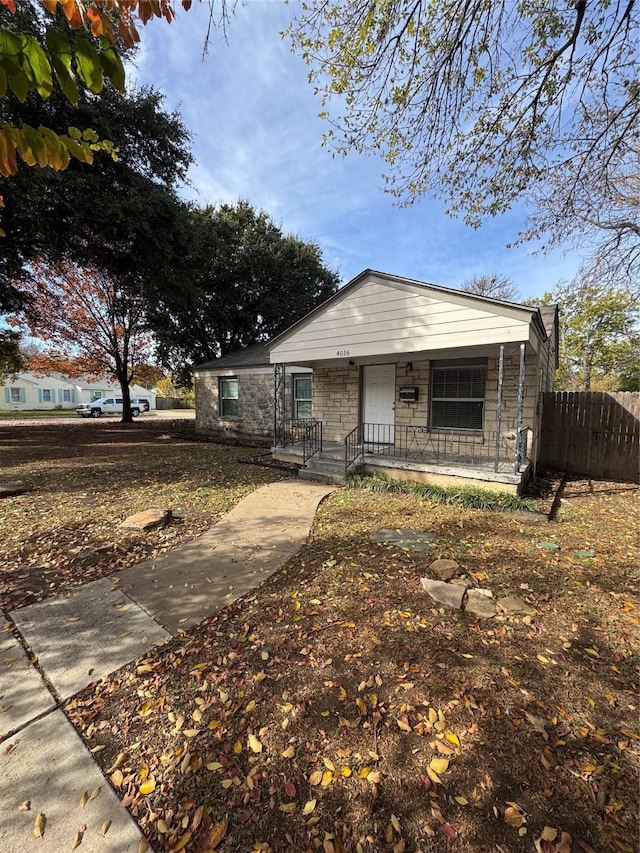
{"left": 345, "top": 470, "right": 540, "bottom": 513}
{"left": 60, "top": 473, "right": 639, "bottom": 853}
{"left": 0, "top": 421, "right": 288, "bottom": 610}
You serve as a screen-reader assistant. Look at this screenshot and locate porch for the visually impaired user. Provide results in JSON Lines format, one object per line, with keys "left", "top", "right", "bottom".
{"left": 273, "top": 419, "right": 531, "bottom": 492}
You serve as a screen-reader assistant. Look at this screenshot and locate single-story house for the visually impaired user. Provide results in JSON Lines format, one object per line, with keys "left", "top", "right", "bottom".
{"left": 1, "top": 372, "right": 157, "bottom": 410}
{"left": 193, "top": 344, "right": 311, "bottom": 444}
{"left": 268, "top": 270, "right": 558, "bottom": 493}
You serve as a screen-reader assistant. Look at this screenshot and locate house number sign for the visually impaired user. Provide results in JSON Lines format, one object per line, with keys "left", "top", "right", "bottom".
{"left": 336, "top": 350, "right": 351, "bottom": 357}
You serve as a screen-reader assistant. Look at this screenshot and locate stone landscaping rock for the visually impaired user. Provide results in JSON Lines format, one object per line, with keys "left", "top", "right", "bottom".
{"left": 420, "top": 578, "right": 467, "bottom": 609}
{"left": 0, "top": 482, "right": 29, "bottom": 498}
{"left": 371, "top": 528, "right": 436, "bottom": 551}
{"left": 120, "top": 508, "right": 172, "bottom": 531}
{"left": 465, "top": 589, "right": 496, "bottom": 618}
{"left": 497, "top": 595, "right": 535, "bottom": 616}
{"left": 428, "top": 558, "right": 461, "bottom": 581}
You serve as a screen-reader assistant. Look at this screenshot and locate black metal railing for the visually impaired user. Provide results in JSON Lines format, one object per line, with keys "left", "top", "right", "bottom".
{"left": 278, "top": 418, "right": 319, "bottom": 449}
{"left": 349, "top": 424, "right": 531, "bottom": 474}
{"left": 344, "top": 423, "right": 363, "bottom": 471}
{"left": 302, "top": 419, "right": 323, "bottom": 464}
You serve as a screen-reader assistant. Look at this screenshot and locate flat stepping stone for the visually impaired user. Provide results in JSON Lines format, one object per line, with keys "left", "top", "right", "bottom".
{"left": 0, "top": 710, "right": 149, "bottom": 852}
{"left": 0, "top": 626, "right": 55, "bottom": 741}
{"left": 420, "top": 578, "right": 466, "bottom": 609}
{"left": 371, "top": 528, "right": 436, "bottom": 551}
{"left": 497, "top": 595, "right": 535, "bottom": 616}
{"left": 11, "top": 579, "right": 169, "bottom": 701}
{"left": 428, "top": 558, "right": 461, "bottom": 581}
{"left": 120, "top": 508, "right": 172, "bottom": 530}
{"left": 465, "top": 589, "right": 496, "bottom": 618}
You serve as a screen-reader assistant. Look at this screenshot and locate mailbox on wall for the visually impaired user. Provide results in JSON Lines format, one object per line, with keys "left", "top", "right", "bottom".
{"left": 399, "top": 386, "right": 419, "bottom": 402}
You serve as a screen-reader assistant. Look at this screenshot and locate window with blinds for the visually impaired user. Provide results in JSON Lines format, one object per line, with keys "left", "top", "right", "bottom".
{"left": 431, "top": 361, "right": 486, "bottom": 430}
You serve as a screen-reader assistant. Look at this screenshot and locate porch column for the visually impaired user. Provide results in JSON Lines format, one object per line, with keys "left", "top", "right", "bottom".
{"left": 273, "top": 363, "right": 287, "bottom": 447}
{"left": 515, "top": 343, "right": 526, "bottom": 473}
{"left": 494, "top": 344, "right": 504, "bottom": 472}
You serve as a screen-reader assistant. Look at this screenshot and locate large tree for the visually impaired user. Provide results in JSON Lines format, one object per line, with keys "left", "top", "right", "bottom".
{"left": 460, "top": 273, "right": 518, "bottom": 302}
{"left": 0, "top": 3, "right": 193, "bottom": 384}
{"left": 533, "top": 275, "right": 639, "bottom": 391}
{"left": 12, "top": 258, "right": 153, "bottom": 421}
{"left": 289, "top": 2, "right": 639, "bottom": 280}
{"left": 149, "top": 201, "right": 339, "bottom": 380}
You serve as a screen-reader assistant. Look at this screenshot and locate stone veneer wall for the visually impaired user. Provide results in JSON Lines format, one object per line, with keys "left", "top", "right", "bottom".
{"left": 195, "top": 369, "right": 276, "bottom": 442}
{"left": 311, "top": 365, "right": 360, "bottom": 442}
{"left": 312, "top": 346, "right": 541, "bottom": 443}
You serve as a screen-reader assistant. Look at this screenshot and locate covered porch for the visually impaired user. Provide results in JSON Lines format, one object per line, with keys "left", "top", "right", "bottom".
{"left": 267, "top": 270, "right": 556, "bottom": 493}
{"left": 271, "top": 341, "right": 535, "bottom": 493}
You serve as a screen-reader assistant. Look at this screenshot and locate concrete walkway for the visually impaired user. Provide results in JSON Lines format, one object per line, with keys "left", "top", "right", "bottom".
{"left": 0, "top": 479, "right": 334, "bottom": 853}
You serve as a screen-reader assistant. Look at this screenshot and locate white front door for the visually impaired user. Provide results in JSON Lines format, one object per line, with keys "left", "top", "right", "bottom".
{"left": 363, "top": 364, "right": 396, "bottom": 443}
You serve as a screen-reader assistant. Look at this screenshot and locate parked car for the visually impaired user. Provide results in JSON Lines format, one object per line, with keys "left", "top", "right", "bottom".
{"left": 136, "top": 398, "right": 150, "bottom": 412}
{"left": 76, "top": 397, "right": 142, "bottom": 418}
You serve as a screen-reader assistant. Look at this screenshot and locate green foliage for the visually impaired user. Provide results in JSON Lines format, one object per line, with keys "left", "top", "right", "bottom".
{"left": 148, "top": 200, "right": 339, "bottom": 379}
{"left": 0, "top": 15, "right": 125, "bottom": 183}
{"left": 0, "top": 327, "right": 22, "bottom": 381}
{"left": 532, "top": 279, "right": 639, "bottom": 391}
{"left": 345, "top": 470, "right": 539, "bottom": 512}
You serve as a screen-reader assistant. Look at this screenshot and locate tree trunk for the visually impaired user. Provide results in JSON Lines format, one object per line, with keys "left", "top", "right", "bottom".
{"left": 119, "top": 372, "right": 134, "bottom": 424}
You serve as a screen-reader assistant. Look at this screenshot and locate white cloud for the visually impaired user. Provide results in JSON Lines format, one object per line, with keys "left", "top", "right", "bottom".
{"left": 130, "top": 1, "right": 587, "bottom": 300}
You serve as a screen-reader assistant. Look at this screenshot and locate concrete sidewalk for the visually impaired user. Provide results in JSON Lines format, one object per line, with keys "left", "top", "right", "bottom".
{"left": 1, "top": 479, "right": 334, "bottom": 852}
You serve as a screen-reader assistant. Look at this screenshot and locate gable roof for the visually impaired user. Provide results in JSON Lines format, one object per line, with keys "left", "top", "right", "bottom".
{"left": 268, "top": 269, "right": 551, "bottom": 363}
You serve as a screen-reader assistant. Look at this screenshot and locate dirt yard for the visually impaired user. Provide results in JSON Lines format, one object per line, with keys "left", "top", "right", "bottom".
{"left": 2, "top": 423, "right": 638, "bottom": 853}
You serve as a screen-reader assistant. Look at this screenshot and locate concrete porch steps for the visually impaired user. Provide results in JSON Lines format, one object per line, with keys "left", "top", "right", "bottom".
{"left": 299, "top": 447, "right": 347, "bottom": 485}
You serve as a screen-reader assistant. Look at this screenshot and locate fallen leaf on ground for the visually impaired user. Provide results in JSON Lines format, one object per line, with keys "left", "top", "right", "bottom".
{"left": 33, "top": 812, "right": 46, "bottom": 837}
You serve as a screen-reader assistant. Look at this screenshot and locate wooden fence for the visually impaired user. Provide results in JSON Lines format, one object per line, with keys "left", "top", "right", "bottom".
{"left": 539, "top": 391, "right": 639, "bottom": 482}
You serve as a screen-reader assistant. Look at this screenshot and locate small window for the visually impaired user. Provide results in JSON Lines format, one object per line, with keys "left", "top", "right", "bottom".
{"left": 41, "top": 389, "right": 53, "bottom": 402}
{"left": 10, "top": 387, "right": 22, "bottom": 404}
{"left": 62, "top": 389, "right": 72, "bottom": 402}
{"left": 431, "top": 362, "right": 486, "bottom": 430}
{"left": 293, "top": 375, "right": 312, "bottom": 419}
{"left": 91, "top": 390, "right": 103, "bottom": 401}
{"left": 220, "top": 378, "right": 239, "bottom": 417}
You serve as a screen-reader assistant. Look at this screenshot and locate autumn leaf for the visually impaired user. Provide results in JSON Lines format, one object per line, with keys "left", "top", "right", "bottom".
{"left": 139, "top": 777, "right": 155, "bottom": 795}
{"left": 33, "top": 812, "right": 46, "bottom": 837}
{"left": 303, "top": 799, "right": 317, "bottom": 815}
{"left": 207, "top": 821, "right": 228, "bottom": 848}
{"left": 504, "top": 802, "right": 527, "bottom": 827}
{"left": 248, "top": 733, "right": 263, "bottom": 753}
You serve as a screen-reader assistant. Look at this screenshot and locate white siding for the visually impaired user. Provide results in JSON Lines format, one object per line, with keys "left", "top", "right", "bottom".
{"left": 270, "top": 277, "right": 533, "bottom": 363}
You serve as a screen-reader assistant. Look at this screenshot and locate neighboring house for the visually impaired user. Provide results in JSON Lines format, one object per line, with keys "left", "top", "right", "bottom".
{"left": 1, "top": 373, "right": 157, "bottom": 410}
{"left": 193, "top": 344, "right": 312, "bottom": 443}
{"left": 268, "top": 269, "right": 558, "bottom": 493}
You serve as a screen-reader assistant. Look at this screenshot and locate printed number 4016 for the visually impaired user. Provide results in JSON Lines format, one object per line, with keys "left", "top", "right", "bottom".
{"left": 336, "top": 350, "right": 350, "bottom": 357}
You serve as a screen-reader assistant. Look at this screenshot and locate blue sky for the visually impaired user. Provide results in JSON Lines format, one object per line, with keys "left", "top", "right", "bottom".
{"left": 131, "top": 2, "right": 586, "bottom": 301}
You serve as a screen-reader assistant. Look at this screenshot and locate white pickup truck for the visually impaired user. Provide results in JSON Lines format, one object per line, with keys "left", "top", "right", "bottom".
{"left": 76, "top": 396, "right": 147, "bottom": 418}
